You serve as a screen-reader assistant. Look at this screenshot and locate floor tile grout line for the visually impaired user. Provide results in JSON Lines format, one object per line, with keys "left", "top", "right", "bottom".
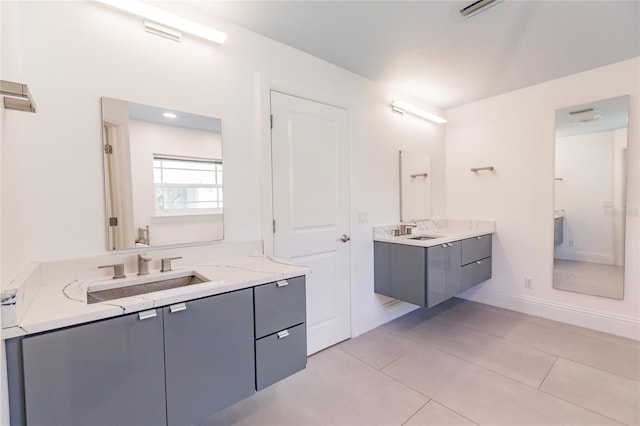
{"left": 427, "top": 399, "right": 481, "bottom": 426}
{"left": 400, "top": 399, "right": 431, "bottom": 426}
{"left": 537, "top": 355, "right": 559, "bottom": 390}
{"left": 542, "top": 355, "right": 640, "bottom": 385}
{"left": 536, "top": 380, "right": 631, "bottom": 425}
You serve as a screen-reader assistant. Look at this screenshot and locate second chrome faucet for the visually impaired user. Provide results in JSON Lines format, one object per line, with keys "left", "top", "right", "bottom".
{"left": 137, "top": 254, "right": 152, "bottom": 275}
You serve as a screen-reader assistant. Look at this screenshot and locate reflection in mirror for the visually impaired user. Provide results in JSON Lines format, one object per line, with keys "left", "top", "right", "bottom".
{"left": 399, "top": 151, "right": 431, "bottom": 221}
{"left": 553, "top": 96, "right": 628, "bottom": 299}
{"left": 101, "top": 97, "right": 223, "bottom": 250}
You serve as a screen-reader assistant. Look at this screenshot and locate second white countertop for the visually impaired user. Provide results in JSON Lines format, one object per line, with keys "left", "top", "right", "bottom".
{"left": 373, "top": 219, "right": 495, "bottom": 247}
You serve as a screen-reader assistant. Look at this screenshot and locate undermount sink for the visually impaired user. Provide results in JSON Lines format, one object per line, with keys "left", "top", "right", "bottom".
{"left": 87, "top": 271, "right": 209, "bottom": 304}
{"left": 409, "top": 235, "right": 443, "bottom": 241}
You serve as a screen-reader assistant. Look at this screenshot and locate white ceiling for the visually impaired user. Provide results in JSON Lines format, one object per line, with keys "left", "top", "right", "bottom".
{"left": 182, "top": 0, "right": 639, "bottom": 109}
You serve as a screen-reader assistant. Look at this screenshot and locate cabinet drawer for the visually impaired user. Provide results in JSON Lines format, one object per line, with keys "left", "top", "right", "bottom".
{"left": 461, "top": 234, "right": 492, "bottom": 266}
{"left": 254, "top": 276, "right": 306, "bottom": 339}
{"left": 461, "top": 257, "right": 492, "bottom": 291}
{"left": 255, "top": 323, "right": 307, "bottom": 391}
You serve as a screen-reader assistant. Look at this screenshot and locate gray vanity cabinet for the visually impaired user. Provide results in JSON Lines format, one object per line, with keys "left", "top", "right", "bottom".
{"left": 17, "top": 310, "right": 167, "bottom": 426}
{"left": 554, "top": 217, "right": 564, "bottom": 246}
{"left": 164, "top": 288, "right": 255, "bottom": 426}
{"left": 254, "top": 276, "right": 307, "bottom": 390}
{"left": 374, "top": 234, "right": 492, "bottom": 308}
{"left": 374, "top": 242, "right": 460, "bottom": 307}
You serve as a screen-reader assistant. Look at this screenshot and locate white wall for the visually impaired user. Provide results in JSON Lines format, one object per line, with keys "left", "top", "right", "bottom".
{"left": 0, "top": 2, "right": 446, "bottom": 332}
{"left": 446, "top": 58, "right": 639, "bottom": 339}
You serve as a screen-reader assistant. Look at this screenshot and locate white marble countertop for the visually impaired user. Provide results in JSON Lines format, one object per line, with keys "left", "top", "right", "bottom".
{"left": 3, "top": 256, "right": 309, "bottom": 339}
{"left": 373, "top": 219, "right": 495, "bottom": 248}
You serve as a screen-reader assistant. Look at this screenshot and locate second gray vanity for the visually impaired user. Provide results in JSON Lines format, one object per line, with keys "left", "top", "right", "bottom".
{"left": 373, "top": 220, "right": 494, "bottom": 307}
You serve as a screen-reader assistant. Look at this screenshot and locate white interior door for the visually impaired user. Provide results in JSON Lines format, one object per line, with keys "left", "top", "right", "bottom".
{"left": 270, "top": 91, "right": 351, "bottom": 355}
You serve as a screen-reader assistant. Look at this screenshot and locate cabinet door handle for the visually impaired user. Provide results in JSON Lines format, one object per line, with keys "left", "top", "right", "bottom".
{"left": 441, "top": 244, "right": 448, "bottom": 248}
{"left": 476, "top": 236, "right": 483, "bottom": 240}
{"left": 476, "top": 260, "right": 482, "bottom": 265}
{"left": 138, "top": 309, "right": 157, "bottom": 320}
{"left": 447, "top": 243, "right": 453, "bottom": 247}
{"left": 277, "top": 330, "right": 290, "bottom": 339}
{"left": 169, "top": 303, "right": 187, "bottom": 313}
{"left": 276, "top": 280, "right": 288, "bottom": 287}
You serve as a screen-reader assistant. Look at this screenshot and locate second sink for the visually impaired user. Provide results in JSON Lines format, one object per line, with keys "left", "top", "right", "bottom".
{"left": 87, "top": 271, "right": 208, "bottom": 304}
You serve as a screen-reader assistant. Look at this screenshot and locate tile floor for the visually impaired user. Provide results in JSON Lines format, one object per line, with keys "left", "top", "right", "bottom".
{"left": 204, "top": 299, "right": 640, "bottom": 426}
{"left": 554, "top": 259, "right": 624, "bottom": 299}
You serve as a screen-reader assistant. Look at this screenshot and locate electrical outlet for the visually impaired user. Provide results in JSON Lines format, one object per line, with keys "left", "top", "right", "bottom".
{"left": 525, "top": 277, "right": 533, "bottom": 289}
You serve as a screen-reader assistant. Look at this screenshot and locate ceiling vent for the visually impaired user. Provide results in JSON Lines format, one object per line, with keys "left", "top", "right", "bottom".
{"left": 460, "top": 0, "right": 504, "bottom": 18}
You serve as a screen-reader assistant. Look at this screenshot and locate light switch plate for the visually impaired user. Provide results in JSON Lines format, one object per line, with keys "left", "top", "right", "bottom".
{"left": 357, "top": 211, "right": 368, "bottom": 224}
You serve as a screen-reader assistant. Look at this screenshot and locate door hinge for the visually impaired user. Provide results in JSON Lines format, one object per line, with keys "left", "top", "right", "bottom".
{"left": 104, "top": 144, "right": 113, "bottom": 154}
{"left": 109, "top": 217, "right": 118, "bottom": 226}
{"left": 272, "top": 219, "right": 276, "bottom": 233}
{"left": 270, "top": 114, "right": 274, "bottom": 129}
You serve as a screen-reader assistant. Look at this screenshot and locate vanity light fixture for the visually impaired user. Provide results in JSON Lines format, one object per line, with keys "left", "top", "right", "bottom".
{"left": 460, "top": 0, "right": 504, "bottom": 18}
{"left": 94, "top": 0, "right": 228, "bottom": 45}
{"left": 163, "top": 112, "right": 177, "bottom": 119}
{"left": 391, "top": 100, "right": 447, "bottom": 124}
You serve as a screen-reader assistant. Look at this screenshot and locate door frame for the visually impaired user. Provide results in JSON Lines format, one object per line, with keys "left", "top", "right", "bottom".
{"left": 257, "top": 74, "right": 356, "bottom": 340}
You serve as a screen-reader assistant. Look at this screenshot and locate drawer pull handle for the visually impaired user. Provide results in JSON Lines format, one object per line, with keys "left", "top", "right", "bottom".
{"left": 476, "top": 260, "right": 482, "bottom": 265}
{"left": 276, "top": 280, "right": 289, "bottom": 287}
{"left": 447, "top": 243, "right": 453, "bottom": 247}
{"left": 169, "top": 303, "right": 187, "bottom": 313}
{"left": 277, "top": 330, "right": 290, "bottom": 339}
{"left": 476, "top": 236, "right": 483, "bottom": 240}
{"left": 441, "top": 244, "right": 448, "bottom": 248}
{"left": 138, "top": 310, "right": 157, "bottom": 320}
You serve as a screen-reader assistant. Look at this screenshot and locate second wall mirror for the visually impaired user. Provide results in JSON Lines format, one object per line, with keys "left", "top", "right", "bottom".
{"left": 553, "top": 95, "right": 628, "bottom": 299}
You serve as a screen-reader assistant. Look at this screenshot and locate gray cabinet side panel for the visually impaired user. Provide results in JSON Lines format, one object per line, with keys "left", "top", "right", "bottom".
{"left": 254, "top": 276, "right": 306, "bottom": 339}
{"left": 164, "top": 288, "right": 255, "bottom": 426}
{"left": 21, "top": 312, "right": 167, "bottom": 426}
{"left": 255, "top": 323, "right": 307, "bottom": 391}
{"left": 461, "top": 235, "right": 492, "bottom": 265}
{"left": 373, "top": 242, "right": 392, "bottom": 297}
{"left": 390, "top": 244, "right": 426, "bottom": 306}
{"left": 5, "top": 338, "right": 26, "bottom": 426}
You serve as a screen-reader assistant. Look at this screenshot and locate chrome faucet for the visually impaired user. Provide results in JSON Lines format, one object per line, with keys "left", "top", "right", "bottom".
{"left": 399, "top": 223, "right": 417, "bottom": 236}
{"left": 161, "top": 256, "right": 182, "bottom": 272}
{"left": 137, "top": 254, "right": 152, "bottom": 276}
{"left": 98, "top": 263, "right": 126, "bottom": 279}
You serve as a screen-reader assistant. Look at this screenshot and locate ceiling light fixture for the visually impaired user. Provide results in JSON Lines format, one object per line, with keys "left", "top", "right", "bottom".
{"left": 460, "top": 0, "right": 504, "bottom": 18}
{"left": 94, "top": 0, "right": 228, "bottom": 45}
{"left": 391, "top": 100, "right": 447, "bottom": 124}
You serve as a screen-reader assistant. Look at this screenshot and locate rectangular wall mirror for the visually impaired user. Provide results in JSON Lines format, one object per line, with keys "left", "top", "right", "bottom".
{"left": 553, "top": 95, "right": 628, "bottom": 299}
{"left": 101, "top": 97, "right": 224, "bottom": 250}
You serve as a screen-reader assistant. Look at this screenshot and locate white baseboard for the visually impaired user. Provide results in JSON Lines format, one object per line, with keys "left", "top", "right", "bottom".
{"left": 461, "top": 288, "right": 640, "bottom": 340}
{"left": 554, "top": 250, "right": 615, "bottom": 265}
{"left": 353, "top": 299, "right": 418, "bottom": 337}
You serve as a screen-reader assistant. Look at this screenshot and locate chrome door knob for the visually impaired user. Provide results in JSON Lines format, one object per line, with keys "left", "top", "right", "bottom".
{"left": 339, "top": 234, "right": 351, "bottom": 242}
